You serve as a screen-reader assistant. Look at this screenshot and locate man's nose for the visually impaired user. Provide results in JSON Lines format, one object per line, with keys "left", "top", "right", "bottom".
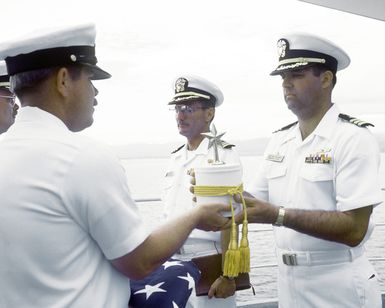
{"left": 282, "top": 77, "right": 292, "bottom": 88}
{"left": 176, "top": 110, "right": 186, "bottom": 119}
{"left": 93, "top": 84, "right": 99, "bottom": 96}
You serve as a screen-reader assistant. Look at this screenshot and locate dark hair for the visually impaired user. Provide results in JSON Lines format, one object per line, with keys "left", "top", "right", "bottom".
{"left": 187, "top": 99, "right": 215, "bottom": 123}
{"left": 204, "top": 101, "right": 216, "bottom": 108}
{"left": 311, "top": 64, "right": 337, "bottom": 87}
{"left": 186, "top": 99, "right": 216, "bottom": 109}
{"left": 202, "top": 101, "right": 215, "bottom": 123}
{"left": 11, "top": 65, "right": 83, "bottom": 97}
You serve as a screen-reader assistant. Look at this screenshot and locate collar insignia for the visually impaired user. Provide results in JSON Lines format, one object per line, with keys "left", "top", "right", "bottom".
{"left": 175, "top": 77, "right": 188, "bottom": 93}
{"left": 266, "top": 152, "right": 285, "bottom": 163}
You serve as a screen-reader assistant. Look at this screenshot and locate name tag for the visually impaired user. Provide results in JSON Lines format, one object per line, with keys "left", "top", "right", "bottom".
{"left": 266, "top": 153, "right": 284, "bottom": 163}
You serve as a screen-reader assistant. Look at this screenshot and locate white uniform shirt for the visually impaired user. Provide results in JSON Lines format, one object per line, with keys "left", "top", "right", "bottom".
{"left": 248, "top": 104, "right": 383, "bottom": 251}
{"left": 0, "top": 107, "right": 150, "bottom": 308}
{"left": 162, "top": 138, "right": 241, "bottom": 243}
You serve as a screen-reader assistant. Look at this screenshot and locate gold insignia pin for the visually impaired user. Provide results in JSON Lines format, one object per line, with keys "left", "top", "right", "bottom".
{"left": 305, "top": 151, "right": 332, "bottom": 164}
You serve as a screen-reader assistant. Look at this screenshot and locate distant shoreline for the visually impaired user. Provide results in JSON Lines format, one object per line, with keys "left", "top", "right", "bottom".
{"left": 114, "top": 134, "right": 385, "bottom": 159}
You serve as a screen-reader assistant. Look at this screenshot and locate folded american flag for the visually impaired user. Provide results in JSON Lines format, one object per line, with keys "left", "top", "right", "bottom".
{"left": 129, "top": 258, "right": 201, "bottom": 308}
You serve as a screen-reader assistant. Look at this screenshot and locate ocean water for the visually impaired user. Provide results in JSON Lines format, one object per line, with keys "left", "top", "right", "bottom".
{"left": 121, "top": 156, "right": 385, "bottom": 303}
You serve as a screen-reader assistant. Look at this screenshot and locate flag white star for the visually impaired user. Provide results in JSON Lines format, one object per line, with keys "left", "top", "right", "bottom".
{"left": 163, "top": 260, "right": 184, "bottom": 270}
{"left": 172, "top": 302, "right": 180, "bottom": 308}
{"left": 178, "top": 272, "right": 195, "bottom": 290}
{"left": 134, "top": 282, "right": 167, "bottom": 300}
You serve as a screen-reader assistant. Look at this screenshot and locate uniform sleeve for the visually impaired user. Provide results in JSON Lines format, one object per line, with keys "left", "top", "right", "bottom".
{"left": 161, "top": 157, "right": 175, "bottom": 220}
{"left": 335, "top": 129, "right": 383, "bottom": 211}
{"left": 62, "top": 143, "right": 150, "bottom": 260}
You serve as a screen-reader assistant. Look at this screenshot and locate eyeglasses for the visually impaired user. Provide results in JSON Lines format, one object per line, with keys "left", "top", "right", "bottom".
{"left": 169, "top": 104, "right": 207, "bottom": 114}
{"left": 0, "top": 95, "right": 16, "bottom": 107}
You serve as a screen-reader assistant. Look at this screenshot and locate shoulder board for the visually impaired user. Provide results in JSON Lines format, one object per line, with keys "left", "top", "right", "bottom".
{"left": 338, "top": 113, "right": 374, "bottom": 127}
{"left": 171, "top": 144, "right": 185, "bottom": 154}
{"left": 220, "top": 140, "right": 235, "bottom": 149}
{"left": 273, "top": 121, "right": 298, "bottom": 133}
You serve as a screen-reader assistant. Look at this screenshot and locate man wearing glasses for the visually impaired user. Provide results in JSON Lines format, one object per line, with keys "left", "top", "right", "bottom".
{"left": 0, "top": 61, "right": 18, "bottom": 134}
{"left": 165, "top": 75, "right": 240, "bottom": 307}
{"left": 130, "top": 75, "right": 240, "bottom": 307}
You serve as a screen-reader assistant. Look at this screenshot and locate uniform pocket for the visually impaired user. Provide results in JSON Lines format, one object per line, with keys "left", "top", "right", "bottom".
{"left": 299, "top": 164, "right": 333, "bottom": 182}
{"left": 298, "top": 164, "right": 334, "bottom": 210}
{"left": 351, "top": 258, "right": 381, "bottom": 307}
{"left": 266, "top": 165, "right": 287, "bottom": 179}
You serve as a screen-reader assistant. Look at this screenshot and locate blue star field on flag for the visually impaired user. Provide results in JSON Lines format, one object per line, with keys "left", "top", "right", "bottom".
{"left": 129, "top": 258, "right": 201, "bottom": 308}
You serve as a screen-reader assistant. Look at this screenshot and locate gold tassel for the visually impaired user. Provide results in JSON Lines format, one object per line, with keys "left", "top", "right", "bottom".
{"left": 223, "top": 221, "right": 240, "bottom": 277}
{"left": 194, "top": 183, "right": 250, "bottom": 277}
{"left": 239, "top": 221, "right": 250, "bottom": 273}
{"left": 239, "top": 193, "right": 250, "bottom": 273}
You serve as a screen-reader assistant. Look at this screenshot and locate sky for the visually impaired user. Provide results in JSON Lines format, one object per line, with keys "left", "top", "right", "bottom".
{"left": 2, "top": 0, "right": 385, "bottom": 145}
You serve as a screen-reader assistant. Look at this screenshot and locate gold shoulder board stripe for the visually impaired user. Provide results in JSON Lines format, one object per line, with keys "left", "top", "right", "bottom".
{"left": 221, "top": 140, "right": 235, "bottom": 149}
{"left": 339, "top": 113, "right": 374, "bottom": 127}
{"left": 171, "top": 144, "right": 185, "bottom": 154}
{"left": 273, "top": 121, "right": 298, "bottom": 133}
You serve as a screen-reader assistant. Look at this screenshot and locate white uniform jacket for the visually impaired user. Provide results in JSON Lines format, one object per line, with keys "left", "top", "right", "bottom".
{"left": 248, "top": 104, "right": 382, "bottom": 251}
{"left": 0, "top": 107, "right": 150, "bottom": 308}
{"left": 247, "top": 104, "right": 383, "bottom": 307}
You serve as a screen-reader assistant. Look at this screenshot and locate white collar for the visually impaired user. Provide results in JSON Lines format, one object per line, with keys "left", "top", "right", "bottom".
{"left": 182, "top": 138, "right": 210, "bottom": 158}
{"left": 15, "top": 106, "right": 69, "bottom": 131}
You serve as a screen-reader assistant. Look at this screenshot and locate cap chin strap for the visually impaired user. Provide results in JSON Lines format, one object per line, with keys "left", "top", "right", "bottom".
{"left": 0, "top": 82, "right": 10, "bottom": 88}
{"left": 172, "top": 91, "right": 210, "bottom": 103}
{"left": 278, "top": 57, "right": 326, "bottom": 66}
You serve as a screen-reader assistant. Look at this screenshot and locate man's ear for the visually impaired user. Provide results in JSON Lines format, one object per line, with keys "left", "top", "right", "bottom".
{"left": 206, "top": 107, "right": 215, "bottom": 123}
{"left": 56, "top": 67, "right": 71, "bottom": 97}
{"left": 322, "top": 70, "right": 333, "bottom": 89}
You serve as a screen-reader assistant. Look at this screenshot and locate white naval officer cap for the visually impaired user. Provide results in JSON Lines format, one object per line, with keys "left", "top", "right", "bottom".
{"left": 270, "top": 32, "right": 350, "bottom": 76}
{"left": 168, "top": 74, "right": 224, "bottom": 107}
{"left": 0, "top": 23, "right": 111, "bottom": 80}
{"left": 0, "top": 61, "right": 10, "bottom": 88}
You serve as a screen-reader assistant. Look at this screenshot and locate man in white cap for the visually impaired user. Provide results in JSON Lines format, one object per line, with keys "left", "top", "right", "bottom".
{"left": 0, "top": 24, "right": 231, "bottom": 308}
{"left": 240, "top": 33, "right": 382, "bottom": 307}
{"left": 163, "top": 75, "right": 241, "bottom": 307}
{"left": 0, "top": 61, "right": 18, "bottom": 134}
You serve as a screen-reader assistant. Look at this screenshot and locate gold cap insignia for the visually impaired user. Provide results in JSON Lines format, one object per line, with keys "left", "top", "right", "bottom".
{"left": 277, "top": 39, "right": 288, "bottom": 58}
{"left": 175, "top": 77, "right": 188, "bottom": 93}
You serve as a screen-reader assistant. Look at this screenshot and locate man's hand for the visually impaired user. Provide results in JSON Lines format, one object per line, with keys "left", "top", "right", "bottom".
{"left": 208, "top": 276, "right": 236, "bottom": 299}
{"left": 188, "top": 168, "right": 197, "bottom": 202}
{"left": 233, "top": 194, "right": 278, "bottom": 224}
{"left": 193, "top": 203, "right": 231, "bottom": 231}
{"left": 189, "top": 168, "right": 231, "bottom": 230}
